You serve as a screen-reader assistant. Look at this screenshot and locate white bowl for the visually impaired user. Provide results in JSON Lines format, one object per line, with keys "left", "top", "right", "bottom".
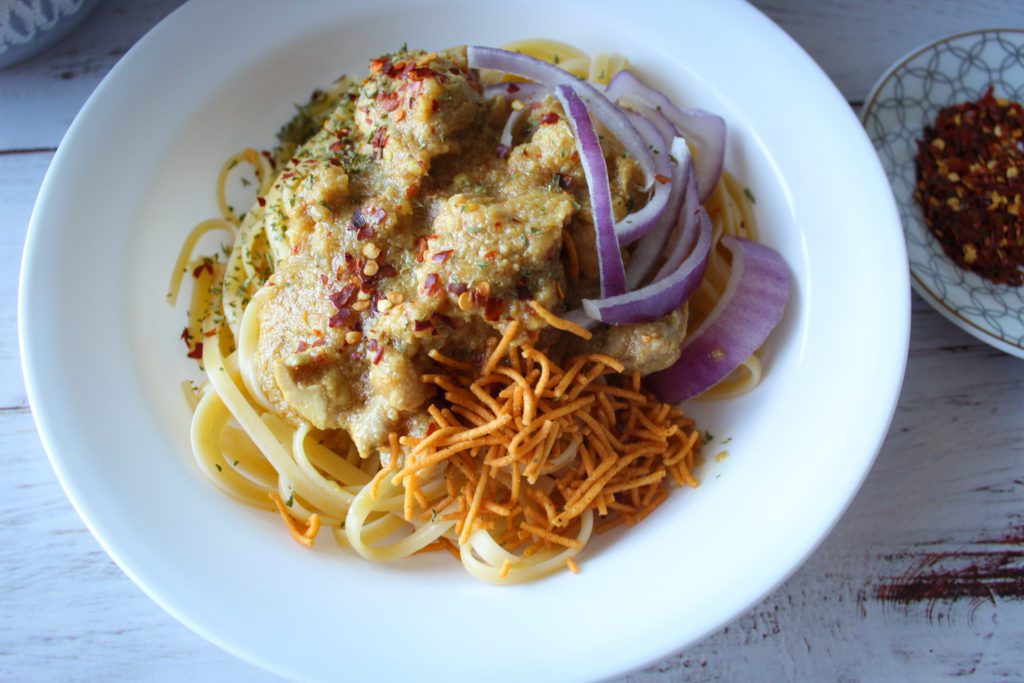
{"left": 19, "top": 0, "right": 909, "bottom": 680}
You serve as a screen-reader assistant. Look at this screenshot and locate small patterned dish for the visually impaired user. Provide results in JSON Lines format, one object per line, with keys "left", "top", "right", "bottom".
{"left": 0, "top": 0, "right": 101, "bottom": 69}
{"left": 862, "top": 29, "right": 1024, "bottom": 358}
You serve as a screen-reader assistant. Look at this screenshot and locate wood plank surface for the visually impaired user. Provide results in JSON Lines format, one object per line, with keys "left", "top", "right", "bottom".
{"left": 1, "top": 1, "right": 1021, "bottom": 681}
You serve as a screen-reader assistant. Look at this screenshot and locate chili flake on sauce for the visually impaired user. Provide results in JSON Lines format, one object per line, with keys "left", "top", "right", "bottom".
{"left": 914, "top": 87, "right": 1024, "bottom": 286}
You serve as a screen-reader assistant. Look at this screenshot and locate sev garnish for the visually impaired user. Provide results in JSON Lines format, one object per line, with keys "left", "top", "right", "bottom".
{"left": 268, "top": 492, "right": 321, "bottom": 547}
{"left": 528, "top": 301, "right": 593, "bottom": 340}
{"left": 391, "top": 322, "right": 701, "bottom": 568}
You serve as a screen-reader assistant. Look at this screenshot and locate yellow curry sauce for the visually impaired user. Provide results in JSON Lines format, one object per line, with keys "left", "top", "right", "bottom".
{"left": 249, "top": 46, "right": 686, "bottom": 457}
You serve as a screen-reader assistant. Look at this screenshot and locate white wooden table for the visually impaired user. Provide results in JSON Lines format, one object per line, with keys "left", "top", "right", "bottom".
{"left": 2, "top": 1, "right": 1022, "bottom": 680}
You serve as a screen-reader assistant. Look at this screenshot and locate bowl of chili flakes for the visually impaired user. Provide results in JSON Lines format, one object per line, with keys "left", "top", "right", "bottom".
{"left": 863, "top": 29, "right": 1024, "bottom": 358}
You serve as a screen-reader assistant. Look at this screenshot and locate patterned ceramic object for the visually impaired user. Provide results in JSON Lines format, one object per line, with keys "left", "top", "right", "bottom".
{"left": 0, "top": 0, "right": 100, "bottom": 69}
{"left": 862, "top": 29, "right": 1024, "bottom": 358}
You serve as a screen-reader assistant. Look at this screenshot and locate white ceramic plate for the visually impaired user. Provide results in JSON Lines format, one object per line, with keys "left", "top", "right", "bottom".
{"left": 862, "top": 29, "right": 1024, "bottom": 357}
{"left": 19, "top": 1, "right": 908, "bottom": 680}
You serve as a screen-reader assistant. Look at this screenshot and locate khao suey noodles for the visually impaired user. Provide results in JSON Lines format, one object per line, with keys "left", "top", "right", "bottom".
{"left": 168, "top": 40, "right": 791, "bottom": 584}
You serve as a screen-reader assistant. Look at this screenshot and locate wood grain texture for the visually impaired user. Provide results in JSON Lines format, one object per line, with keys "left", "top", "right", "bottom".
{"left": 1, "top": 1, "right": 1022, "bottom": 681}
{"left": 756, "top": 0, "right": 1024, "bottom": 102}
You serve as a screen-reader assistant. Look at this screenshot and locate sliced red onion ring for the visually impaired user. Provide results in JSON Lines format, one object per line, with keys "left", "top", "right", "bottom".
{"left": 554, "top": 84, "right": 626, "bottom": 297}
{"left": 616, "top": 111, "right": 672, "bottom": 244}
{"left": 483, "top": 81, "right": 549, "bottom": 101}
{"left": 582, "top": 205, "right": 711, "bottom": 325}
{"left": 652, "top": 167, "right": 702, "bottom": 281}
{"left": 625, "top": 138, "right": 691, "bottom": 288}
{"left": 563, "top": 307, "right": 601, "bottom": 331}
{"left": 606, "top": 70, "right": 725, "bottom": 203}
{"left": 468, "top": 46, "right": 655, "bottom": 188}
{"left": 618, "top": 95, "right": 674, "bottom": 145}
{"left": 499, "top": 107, "right": 529, "bottom": 148}
{"left": 644, "top": 236, "right": 792, "bottom": 403}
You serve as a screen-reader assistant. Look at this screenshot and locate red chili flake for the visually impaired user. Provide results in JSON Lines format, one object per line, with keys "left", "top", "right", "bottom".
{"left": 448, "top": 281, "right": 468, "bottom": 295}
{"left": 374, "top": 346, "right": 385, "bottom": 365}
{"left": 290, "top": 245, "right": 299, "bottom": 255}
{"left": 320, "top": 274, "right": 328, "bottom": 286}
{"left": 296, "top": 340, "right": 309, "bottom": 353}
{"left": 352, "top": 257, "right": 367, "bottom": 278}
{"left": 541, "top": 112, "right": 560, "bottom": 125}
{"left": 203, "top": 329, "right": 217, "bottom": 338}
{"left": 370, "top": 57, "right": 390, "bottom": 73}
{"left": 328, "top": 158, "right": 341, "bottom": 167}
{"left": 257, "top": 196, "right": 267, "bottom": 207}
{"left": 371, "top": 127, "right": 389, "bottom": 152}
{"left": 432, "top": 249, "right": 453, "bottom": 264}
{"left": 378, "top": 263, "right": 397, "bottom": 278}
{"left": 413, "top": 319, "right": 434, "bottom": 332}
{"left": 405, "top": 184, "right": 419, "bottom": 199}
{"left": 187, "top": 343, "right": 203, "bottom": 360}
{"left": 426, "top": 423, "right": 439, "bottom": 436}
{"left": 192, "top": 262, "right": 213, "bottom": 278}
{"left": 515, "top": 278, "right": 532, "bottom": 300}
{"left": 431, "top": 99, "right": 441, "bottom": 113}
{"left": 422, "top": 272, "right": 441, "bottom": 295}
{"left": 506, "top": 83, "right": 520, "bottom": 94}
{"left": 484, "top": 297, "right": 504, "bottom": 321}
{"left": 654, "top": 174, "right": 670, "bottom": 185}
{"left": 408, "top": 66, "right": 436, "bottom": 81}
{"left": 180, "top": 327, "right": 191, "bottom": 343}
{"left": 416, "top": 237, "right": 429, "bottom": 262}
{"left": 329, "top": 308, "right": 352, "bottom": 328}
{"left": 344, "top": 252, "right": 356, "bottom": 273}
{"left": 483, "top": 250, "right": 496, "bottom": 260}
{"left": 915, "top": 87, "right": 1024, "bottom": 285}
{"left": 329, "top": 140, "right": 345, "bottom": 152}
{"left": 330, "top": 285, "right": 357, "bottom": 310}
{"left": 495, "top": 144, "right": 511, "bottom": 159}
{"left": 433, "top": 313, "right": 458, "bottom": 329}
{"left": 348, "top": 208, "right": 374, "bottom": 240}
{"left": 377, "top": 91, "right": 400, "bottom": 112}
{"left": 311, "top": 338, "right": 326, "bottom": 348}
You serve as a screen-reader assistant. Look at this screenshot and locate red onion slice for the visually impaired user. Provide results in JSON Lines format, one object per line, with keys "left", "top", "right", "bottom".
{"left": 483, "top": 81, "right": 549, "bottom": 101}
{"left": 468, "top": 46, "right": 655, "bottom": 188}
{"left": 618, "top": 95, "right": 675, "bottom": 145}
{"left": 651, "top": 166, "right": 701, "bottom": 282}
{"left": 606, "top": 70, "right": 726, "bottom": 203}
{"left": 644, "top": 236, "right": 792, "bottom": 402}
{"left": 582, "top": 206, "right": 712, "bottom": 325}
{"left": 625, "top": 138, "right": 692, "bottom": 288}
{"left": 555, "top": 84, "right": 626, "bottom": 297}
{"left": 616, "top": 111, "right": 672, "bottom": 244}
{"left": 499, "top": 107, "right": 528, "bottom": 148}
